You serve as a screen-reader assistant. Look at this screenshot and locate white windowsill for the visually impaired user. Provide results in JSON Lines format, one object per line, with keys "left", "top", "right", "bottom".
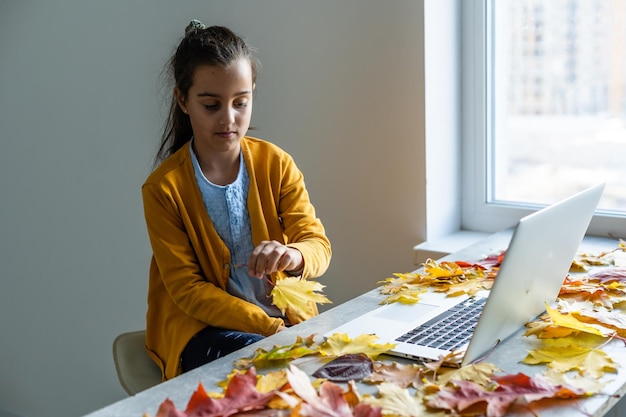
{"left": 413, "top": 230, "right": 492, "bottom": 265}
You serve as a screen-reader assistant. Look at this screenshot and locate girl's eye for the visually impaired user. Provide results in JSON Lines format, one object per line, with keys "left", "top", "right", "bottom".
{"left": 204, "top": 104, "right": 219, "bottom": 110}
{"left": 235, "top": 101, "right": 248, "bottom": 108}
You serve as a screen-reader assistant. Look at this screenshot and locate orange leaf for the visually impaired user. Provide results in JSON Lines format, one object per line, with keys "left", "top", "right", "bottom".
{"left": 185, "top": 382, "right": 211, "bottom": 413}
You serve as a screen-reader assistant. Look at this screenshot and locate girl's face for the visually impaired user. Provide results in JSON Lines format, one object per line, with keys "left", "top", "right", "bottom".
{"left": 176, "top": 59, "right": 254, "bottom": 155}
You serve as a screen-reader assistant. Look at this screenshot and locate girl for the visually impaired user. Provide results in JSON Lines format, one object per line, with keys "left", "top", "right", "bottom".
{"left": 142, "top": 21, "right": 332, "bottom": 380}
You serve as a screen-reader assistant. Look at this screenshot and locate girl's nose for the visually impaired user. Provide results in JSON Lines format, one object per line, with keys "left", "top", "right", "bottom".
{"left": 220, "top": 107, "right": 236, "bottom": 125}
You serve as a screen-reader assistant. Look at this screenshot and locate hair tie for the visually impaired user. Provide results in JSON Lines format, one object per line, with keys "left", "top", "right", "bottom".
{"left": 185, "top": 19, "right": 207, "bottom": 36}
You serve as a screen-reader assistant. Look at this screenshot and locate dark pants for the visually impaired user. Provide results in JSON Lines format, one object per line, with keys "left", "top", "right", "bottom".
{"left": 180, "top": 326, "right": 264, "bottom": 373}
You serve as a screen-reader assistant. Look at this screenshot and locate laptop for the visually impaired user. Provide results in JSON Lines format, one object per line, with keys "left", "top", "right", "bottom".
{"left": 326, "top": 183, "right": 605, "bottom": 366}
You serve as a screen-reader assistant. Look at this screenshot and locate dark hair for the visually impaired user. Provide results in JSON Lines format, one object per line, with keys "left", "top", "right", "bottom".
{"left": 155, "top": 22, "right": 259, "bottom": 164}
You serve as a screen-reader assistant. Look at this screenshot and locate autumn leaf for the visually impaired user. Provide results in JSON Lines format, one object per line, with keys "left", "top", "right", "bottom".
{"left": 363, "top": 361, "right": 426, "bottom": 389}
{"left": 525, "top": 319, "right": 579, "bottom": 339}
{"left": 282, "top": 364, "right": 382, "bottom": 417}
{"left": 444, "top": 278, "right": 494, "bottom": 297}
{"left": 153, "top": 369, "right": 277, "bottom": 417}
{"left": 559, "top": 274, "right": 626, "bottom": 308}
{"left": 580, "top": 310, "right": 626, "bottom": 336}
{"left": 436, "top": 362, "right": 500, "bottom": 388}
{"left": 153, "top": 399, "right": 184, "bottom": 417}
{"left": 422, "top": 350, "right": 466, "bottom": 376}
{"left": 426, "top": 372, "right": 586, "bottom": 417}
{"left": 319, "top": 333, "right": 396, "bottom": 359}
{"left": 522, "top": 345, "right": 617, "bottom": 378}
{"left": 215, "top": 368, "right": 248, "bottom": 392}
{"left": 378, "top": 272, "right": 421, "bottom": 290}
{"left": 574, "top": 253, "right": 615, "bottom": 268}
{"left": 590, "top": 267, "right": 626, "bottom": 283}
{"left": 570, "top": 259, "right": 590, "bottom": 272}
{"left": 561, "top": 301, "right": 626, "bottom": 337}
{"left": 493, "top": 372, "right": 587, "bottom": 401}
{"left": 473, "top": 251, "right": 505, "bottom": 269}
{"left": 423, "top": 259, "right": 467, "bottom": 278}
{"left": 574, "top": 241, "right": 626, "bottom": 268}
{"left": 257, "top": 370, "right": 289, "bottom": 393}
{"left": 545, "top": 303, "right": 614, "bottom": 337}
{"left": 542, "top": 368, "right": 607, "bottom": 394}
{"left": 379, "top": 285, "right": 427, "bottom": 304}
{"left": 525, "top": 329, "right": 608, "bottom": 347}
{"left": 312, "top": 353, "right": 374, "bottom": 382}
{"left": 423, "top": 259, "right": 493, "bottom": 296}
{"left": 185, "top": 382, "right": 212, "bottom": 412}
{"left": 234, "top": 334, "right": 319, "bottom": 369}
{"left": 271, "top": 276, "right": 331, "bottom": 317}
{"left": 362, "top": 382, "right": 436, "bottom": 417}
{"left": 379, "top": 257, "right": 498, "bottom": 303}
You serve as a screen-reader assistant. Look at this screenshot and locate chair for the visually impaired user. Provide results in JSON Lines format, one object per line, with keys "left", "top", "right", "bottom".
{"left": 112, "top": 330, "right": 162, "bottom": 395}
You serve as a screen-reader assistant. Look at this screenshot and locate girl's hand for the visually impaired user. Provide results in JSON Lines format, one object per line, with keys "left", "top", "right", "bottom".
{"left": 248, "top": 240, "right": 303, "bottom": 279}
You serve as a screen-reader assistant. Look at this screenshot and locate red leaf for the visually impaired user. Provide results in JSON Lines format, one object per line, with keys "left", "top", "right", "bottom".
{"left": 456, "top": 251, "right": 505, "bottom": 270}
{"left": 184, "top": 382, "right": 210, "bottom": 413}
{"left": 589, "top": 267, "right": 626, "bottom": 283}
{"left": 352, "top": 403, "right": 383, "bottom": 417}
{"left": 154, "top": 398, "right": 187, "bottom": 417}
{"left": 182, "top": 368, "right": 276, "bottom": 417}
{"left": 427, "top": 372, "right": 585, "bottom": 417}
{"left": 287, "top": 365, "right": 381, "bottom": 417}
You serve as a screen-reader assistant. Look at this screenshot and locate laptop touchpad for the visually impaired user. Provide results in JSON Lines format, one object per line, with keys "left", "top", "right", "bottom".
{"left": 374, "top": 302, "right": 440, "bottom": 322}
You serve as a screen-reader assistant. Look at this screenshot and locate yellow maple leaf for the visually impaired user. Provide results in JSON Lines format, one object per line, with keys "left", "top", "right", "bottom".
{"left": 442, "top": 279, "right": 490, "bottom": 297}
{"left": 545, "top": 304, "right": 614, "bottom": 337}
{"left": 436, "top": 362, "right": 500, "bottom": 388}
{"left": 270, "top": 276, "right": 331, "bottom": 316}
{"left": 318, "top": 333, "right": 396, "bottom": 359}
{"left": 362, "top": 382, "right": 436, "bottom": 417}
{"left": 525, "top": 319, "right": 578, "bottom": 339}
{"left": 522, "top": 345, "right": 617, "bottom": 378}
{"left": 542, "top": 368, "right": 607, "bottom": 395}
{"left": 423, "top": 259, "right": 465, "bottom": 278}
{"left": 256, "top": 369, "right": 288, "bottom": 393}
{"left": 380, "top": 285, "right": 427, "bottom": 304}
{"left": 233, "top": 334, "right": 318, "bottom": 369}
{"left": 573, "top": 306, "right": 626, "bottom": 337}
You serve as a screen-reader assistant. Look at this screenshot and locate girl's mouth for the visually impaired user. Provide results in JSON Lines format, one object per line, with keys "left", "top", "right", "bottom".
{"left": 216, "top": 131, "right": 236, "bottom": 139}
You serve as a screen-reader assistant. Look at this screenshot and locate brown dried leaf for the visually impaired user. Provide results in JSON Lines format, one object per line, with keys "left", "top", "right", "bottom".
{"left": 363, "top": 361, "right": 426, "bottom": 389}
{"left": 312, "top": 353, "right": 374, "bottom": 382}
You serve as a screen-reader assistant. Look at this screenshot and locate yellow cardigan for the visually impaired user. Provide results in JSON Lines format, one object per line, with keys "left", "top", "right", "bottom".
{"left": 142, "top": 137, "right": 331, "bottom": 380}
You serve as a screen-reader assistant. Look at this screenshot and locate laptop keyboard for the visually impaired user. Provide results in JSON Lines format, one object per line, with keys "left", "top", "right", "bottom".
{"left": 395, "top": 297, "right": 487, "bottom": 351}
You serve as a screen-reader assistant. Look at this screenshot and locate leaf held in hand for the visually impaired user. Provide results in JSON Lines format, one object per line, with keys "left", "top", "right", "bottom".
{"left": 271, "top": 276, "right": 331, "bottom": 316}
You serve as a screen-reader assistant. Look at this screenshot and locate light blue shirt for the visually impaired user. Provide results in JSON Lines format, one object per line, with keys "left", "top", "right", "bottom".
{"left": 190, "top": 141, "right": 282, "bottom": 318}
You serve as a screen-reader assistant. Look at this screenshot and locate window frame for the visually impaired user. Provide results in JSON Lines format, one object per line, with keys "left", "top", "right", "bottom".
{"left": 460, "top": 0, "right": 625, "bottom": 238}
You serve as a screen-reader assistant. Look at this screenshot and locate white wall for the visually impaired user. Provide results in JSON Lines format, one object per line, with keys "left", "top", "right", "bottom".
{"left": 0, "top": 1, "right": 428, "bottom": 416}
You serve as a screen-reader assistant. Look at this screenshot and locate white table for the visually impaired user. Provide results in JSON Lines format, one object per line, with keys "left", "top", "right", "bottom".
{"left": 84, "top": 231, "right": 626, "bottom": 417}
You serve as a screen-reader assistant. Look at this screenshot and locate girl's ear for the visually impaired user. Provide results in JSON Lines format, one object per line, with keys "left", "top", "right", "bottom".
{"left": 174, "top": 87, "right": 188, "bottom": 114}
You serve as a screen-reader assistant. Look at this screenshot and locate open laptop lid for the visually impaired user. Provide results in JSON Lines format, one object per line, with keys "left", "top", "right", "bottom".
{"left": 461, "top": 182, "right": 605, "bottom": 365}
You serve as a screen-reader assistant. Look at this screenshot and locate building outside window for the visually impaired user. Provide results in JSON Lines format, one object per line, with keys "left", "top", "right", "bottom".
{"left": 463, "top": 0, "right": 626, "bottom": 236}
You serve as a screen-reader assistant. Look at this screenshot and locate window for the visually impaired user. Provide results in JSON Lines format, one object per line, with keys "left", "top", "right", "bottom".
{"left": 462, "top": 0, "right": 626, "bottom": 238}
